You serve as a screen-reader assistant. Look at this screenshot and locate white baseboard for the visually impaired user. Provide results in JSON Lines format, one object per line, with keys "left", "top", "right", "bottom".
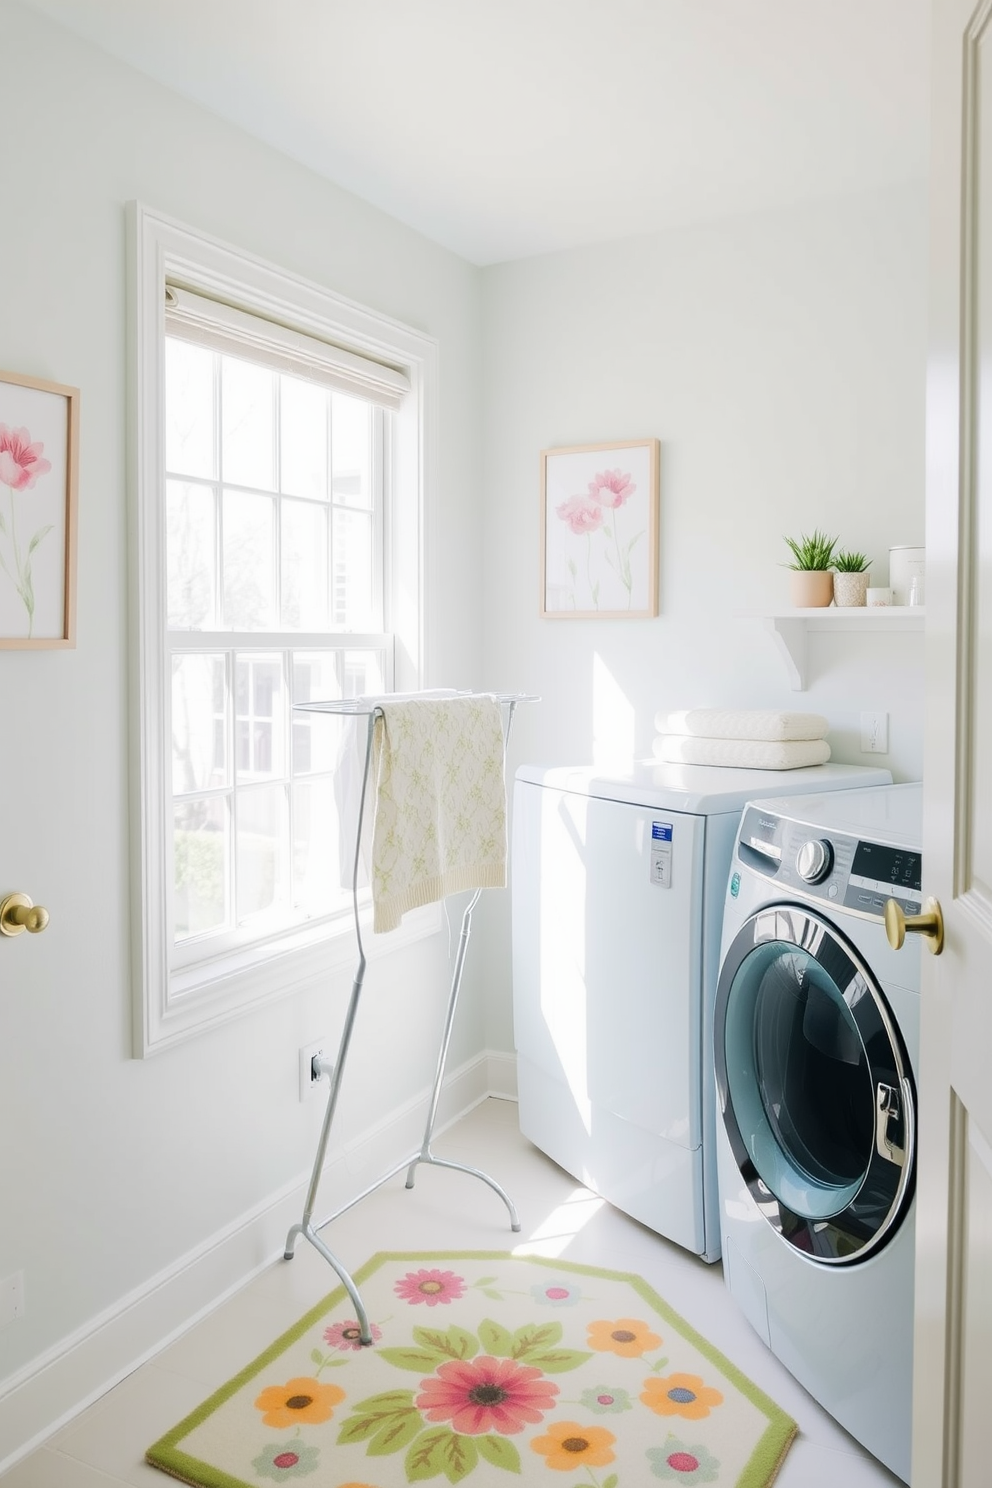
{"left": 0, "top": 1051, "right": 516, "bottom": 1475}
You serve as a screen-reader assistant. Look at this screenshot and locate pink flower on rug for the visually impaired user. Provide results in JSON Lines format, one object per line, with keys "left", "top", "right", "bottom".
{"left": 323, "top": 1319, "right": 382, "bottom": 1350}
{"left": 394, "top": 1267, "right": 466, "bottom": 1306}
{"left": 587, "top": 467, "right": 635, "bottom": 509}
{"left": 556, "top": 492, "right": 604, "bottom": 535}
{"left": 416, "top": 1354, "right": 559, "bottom": 1435}
{"left": 0, "top": 425, "right": 51, "bottom": 491}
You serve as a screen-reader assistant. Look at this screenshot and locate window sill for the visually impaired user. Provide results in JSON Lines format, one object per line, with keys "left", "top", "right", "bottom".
{"left": 138, "top": 902, "right": 442, "bottom": 1057}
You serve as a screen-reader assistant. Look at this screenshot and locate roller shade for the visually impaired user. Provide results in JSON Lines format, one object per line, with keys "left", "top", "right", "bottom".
{"left": 165, "top": 284, "right": 410, "bottom": 411}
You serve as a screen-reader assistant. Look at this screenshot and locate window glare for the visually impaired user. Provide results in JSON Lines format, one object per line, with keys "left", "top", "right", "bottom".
{"left": 163, "top": 320, "right": 389, "bottom": 961}
{"left": 166, "top": 339, "right": 215, "bottom": 480}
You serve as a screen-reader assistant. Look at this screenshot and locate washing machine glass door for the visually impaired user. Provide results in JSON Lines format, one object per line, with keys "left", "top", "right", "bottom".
{"left": 715, "top": 904, "right": 914, "bottom": 1264}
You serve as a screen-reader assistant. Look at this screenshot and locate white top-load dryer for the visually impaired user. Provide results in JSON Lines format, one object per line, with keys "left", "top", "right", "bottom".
{"left": 511, "top": 759, "right": 893, "bottom": 1262}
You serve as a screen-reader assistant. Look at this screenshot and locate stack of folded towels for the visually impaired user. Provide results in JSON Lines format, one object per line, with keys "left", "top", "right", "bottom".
{"left": 652, "top": 709, "right": 831, "bottom": 770}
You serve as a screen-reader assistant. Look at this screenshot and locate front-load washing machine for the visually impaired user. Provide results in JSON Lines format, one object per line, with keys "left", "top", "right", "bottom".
{"left": 511, "top": 759, "right": 892, "bottom": 1264}
{"left": 715, "top": 782, "right": 922, "bottom": 1482}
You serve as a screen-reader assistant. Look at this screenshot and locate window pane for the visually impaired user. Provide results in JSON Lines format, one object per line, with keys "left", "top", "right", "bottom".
{"left": 167, "top": 481, "right": 216, "bottom": 629}
{"left": 293, "top": 778, "right": 348, "bottom": 912}
{"left": 223, "top": 490, "right": 274, "bottom": 629}
{"left": 165, "top": 338, "right": 215, "bottom": 480}
{"left": 282, "top": 499, "right": 329, "bottom": 631}
{"left": 343, "top": 649, "right": 385, "bottom": 698}
{"left": 237, "top": 783, "right": 287, "bottom": 919}
{"left": 332, "top": 393, "right": 371, "bottom": 507}
{"left": 332, "top": 508, "right": 374, "bottom": 628}
{"left": 172, "top": 654, "right": 228, "bottom": 794}
{"left": 292, "top": 651, "right": 342, "bottom": 775}
{"left": 221, "top": 355, "right": 275, "bottom": 490}
{"left": 235, "top": 653, "right": 285, "bottom": 781}
{"left": 174, "top": 797, "right": 229, "bottom": 940}
{"left": 281, "top": 375, "right": 328, "bottom": 500}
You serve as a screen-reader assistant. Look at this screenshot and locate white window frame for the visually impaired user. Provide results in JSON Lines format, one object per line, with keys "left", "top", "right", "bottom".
{"left": 127, "top": 202, "right": 439, "bottom": 1057}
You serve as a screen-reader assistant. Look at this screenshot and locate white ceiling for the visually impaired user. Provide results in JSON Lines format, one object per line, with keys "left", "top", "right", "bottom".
{"left": 20, "top": 0, "right": 931, "bottom": 265}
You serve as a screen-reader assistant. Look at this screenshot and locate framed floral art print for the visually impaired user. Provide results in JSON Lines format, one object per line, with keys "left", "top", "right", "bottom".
{"left": 0, "top": 369, "right": 79, "bottom": 649}
{"left": 541, "top": 438, "right": 659, "bottom": 618}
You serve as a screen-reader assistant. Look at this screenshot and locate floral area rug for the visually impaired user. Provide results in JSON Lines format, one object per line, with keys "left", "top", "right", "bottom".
{"left": 146, "top": 1251, "right": 796, "bottom": 1488}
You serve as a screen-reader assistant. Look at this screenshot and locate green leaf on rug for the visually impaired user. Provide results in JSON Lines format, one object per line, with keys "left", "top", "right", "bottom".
{"left": 413, "top": 1324, "right": 480, "bottom": 1359}
{"left": 336, "top": 1389, "right": 418, "bottom": 1446}
{"left": 523, "top": 1346, "right": 593, "bottom": 1373}
{"left": 509, "top": 1321, "right": 563, "bottom": 1359}
{"left": 475, "top": 1434, "right": 522, "bottom": 1473}
{"left": 406, "top": 1425, "right": 478, "bottom": 1483}
{"left": 477, "top": 1318, "right": 515, "bottom": 1356}
{"left": 379, "top": 1346, "right": 452, "bottom": 1370}
{"left": 367, "top": 1410, "right": 426, "bottom": 1456}
{"left": 603, "top": 1476, "right": 619, "bottom": 1488}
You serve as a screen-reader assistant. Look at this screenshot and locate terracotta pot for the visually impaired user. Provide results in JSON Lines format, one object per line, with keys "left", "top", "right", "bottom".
{"left": 833, "top": 570, "right": 871, "bottom": 607}
{"left": 789, "top": 570, "right": 834, "bottom": 608}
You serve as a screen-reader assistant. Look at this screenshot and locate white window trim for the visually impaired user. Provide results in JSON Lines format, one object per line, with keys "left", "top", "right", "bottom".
{"left": 127, "top": 202, "right": 439, "bottom": 1058}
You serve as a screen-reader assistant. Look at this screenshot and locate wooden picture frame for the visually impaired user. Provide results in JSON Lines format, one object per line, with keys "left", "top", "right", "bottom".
{"left": 0, "top": 369, "right": 79, "bottom": 649}
{"left": 541, "top": 438, "right": 659, "bottom": 618}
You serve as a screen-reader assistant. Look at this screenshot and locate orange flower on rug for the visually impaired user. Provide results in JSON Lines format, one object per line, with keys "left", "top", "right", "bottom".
{"left": 146, "top": 1251, "right": 796, "bottom": 1487}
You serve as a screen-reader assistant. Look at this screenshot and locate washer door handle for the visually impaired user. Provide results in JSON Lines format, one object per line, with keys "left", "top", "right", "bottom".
{"left": 875, "top": 1082, "right": 906, "bottom": 1166}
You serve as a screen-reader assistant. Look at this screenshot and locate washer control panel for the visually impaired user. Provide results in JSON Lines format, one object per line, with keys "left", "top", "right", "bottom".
{"left": 736, "top": 805, "right": 922, "bottom": 918}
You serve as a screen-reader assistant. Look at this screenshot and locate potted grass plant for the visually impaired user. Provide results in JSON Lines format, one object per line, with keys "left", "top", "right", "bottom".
{"left": 832, "top": 549, "right": 872, "bottom": 607}
{"left": 783, "top": 529, "right": 837, "bottom": 607}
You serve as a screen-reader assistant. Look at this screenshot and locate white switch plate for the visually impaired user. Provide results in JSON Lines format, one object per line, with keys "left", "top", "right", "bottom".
{"left": 0, "top": 1272, "right": 25, "bottom": 1330}
{"left": 860, "top": 711, "right": 889, "bottom": 753}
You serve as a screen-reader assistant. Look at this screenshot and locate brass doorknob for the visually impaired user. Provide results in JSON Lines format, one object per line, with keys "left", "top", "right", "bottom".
{"left": 885, "top": 896, "right": 944, "bottom": 956}
{"left": 0, "top": 893, "right": 50, "bottom": 937}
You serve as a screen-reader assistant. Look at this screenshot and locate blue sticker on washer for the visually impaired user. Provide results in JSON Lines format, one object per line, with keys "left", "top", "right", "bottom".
{"left": 650, "top": 822, "right": 673, "bottom": 887}
{"left": 730, "top": 872, "right": 741, "bottom": 898}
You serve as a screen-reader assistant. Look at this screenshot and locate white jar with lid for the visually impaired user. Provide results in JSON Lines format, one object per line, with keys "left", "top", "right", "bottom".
{"left": 889, "top": 546, "right": 925, "bottom": 606}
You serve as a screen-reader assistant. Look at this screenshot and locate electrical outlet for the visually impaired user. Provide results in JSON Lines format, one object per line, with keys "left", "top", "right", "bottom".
{"left": 860, "top": 711, "right": 889, "bottom": 754}
{"left": 0, "top": 1272, "right": 24, "bottom": 1330}
{"left": 298, "top": 1040, "right": 330, "bottom": 1102}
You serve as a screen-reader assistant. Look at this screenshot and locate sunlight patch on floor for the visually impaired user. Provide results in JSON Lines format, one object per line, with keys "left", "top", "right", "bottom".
{"left": 512, "top": 1184, "right": 605, "bottom": 1258}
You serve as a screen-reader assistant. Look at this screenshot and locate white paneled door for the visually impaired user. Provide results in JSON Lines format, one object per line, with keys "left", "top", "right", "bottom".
{"left": 915, "top": 2, "right": 992, "bottom": 1482}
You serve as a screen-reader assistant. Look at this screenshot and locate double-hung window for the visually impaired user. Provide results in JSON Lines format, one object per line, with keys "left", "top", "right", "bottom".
{"left": 130, "top": 205, "right": 435, "bottom": 1055}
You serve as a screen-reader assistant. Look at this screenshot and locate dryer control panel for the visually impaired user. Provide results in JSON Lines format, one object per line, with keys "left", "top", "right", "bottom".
{"left": 735, "top": 805, "right": 922, "bottom": 919}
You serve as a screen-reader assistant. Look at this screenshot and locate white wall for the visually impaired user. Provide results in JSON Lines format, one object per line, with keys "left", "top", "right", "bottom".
{"left": 0, "top": 0, "right": 490, "bottom": 1458}
{"left": 480, "top": 185, "right": 928, "bottom": 1049}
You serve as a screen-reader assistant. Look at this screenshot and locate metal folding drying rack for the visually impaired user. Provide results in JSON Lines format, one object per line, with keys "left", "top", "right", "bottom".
{"left": 283, "top": 689, "right": 536, "bottom": 1342}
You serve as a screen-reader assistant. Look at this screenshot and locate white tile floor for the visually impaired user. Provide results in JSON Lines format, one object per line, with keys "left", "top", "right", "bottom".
{"left": 2, "top": 1098, "right": 904, "bottom": 1486}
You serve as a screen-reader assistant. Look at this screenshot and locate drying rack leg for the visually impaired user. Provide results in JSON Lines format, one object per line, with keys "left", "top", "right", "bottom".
{"left": 404, "top": 890, "right": 522, "bottom": 1233}
{"left": 283, "top": 964, "right": 375, "bottom": 1346}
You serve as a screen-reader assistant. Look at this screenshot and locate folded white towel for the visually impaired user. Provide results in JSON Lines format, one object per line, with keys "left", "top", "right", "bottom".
{"left": 654, "top": 708, "right": 830, "bottom": 742}
{"left": 371, "top": 696, "right": 507, "bottom": 933}
{"left": 652, "top": 735, "right": 832, "bottom": 770}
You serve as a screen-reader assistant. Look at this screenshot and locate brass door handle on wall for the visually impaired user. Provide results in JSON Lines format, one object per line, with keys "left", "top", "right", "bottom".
{"left": 0, "top": 893, "right": 50, "bottom": 937}
{"left": 885, "top": 896, "right": 944, "bottom": 956}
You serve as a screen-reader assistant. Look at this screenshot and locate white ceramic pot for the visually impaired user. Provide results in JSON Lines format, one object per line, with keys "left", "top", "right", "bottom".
{"left": 833, "top": 571, "right": 870, "bottom": 607}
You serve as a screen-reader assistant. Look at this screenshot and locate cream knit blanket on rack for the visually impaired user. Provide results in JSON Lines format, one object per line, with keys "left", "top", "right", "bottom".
{"left": 370, "top": 696, "right": 507, "bottom": 933}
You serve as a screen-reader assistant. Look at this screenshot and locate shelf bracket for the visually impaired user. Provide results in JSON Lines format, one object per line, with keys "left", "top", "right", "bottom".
{"left": 762, "top": 616, "right": 807, "bottom": 690}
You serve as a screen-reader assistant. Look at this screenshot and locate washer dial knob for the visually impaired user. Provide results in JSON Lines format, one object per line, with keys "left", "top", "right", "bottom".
{"left": 797, "top": 838, "right": 834, "bottom": 884}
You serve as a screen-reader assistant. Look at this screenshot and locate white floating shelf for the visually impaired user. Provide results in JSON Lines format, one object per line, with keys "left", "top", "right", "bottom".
{"left": 757, "top": 607, "right": 925, "bottom": 691}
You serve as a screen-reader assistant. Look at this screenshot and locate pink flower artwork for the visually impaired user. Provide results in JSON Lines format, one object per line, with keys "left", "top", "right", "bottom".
{"left": 394, "top": 1267, "right": 466, "bottom": 1306}
{"left": 587, "top": 467, "right": 636, "bottom": 509}
{"left": 0, "top": 421, "right": 54, "bottom": 638}
{"left": 555, "top": 493, "right": 604, "bottom": 536}
{"left": 0, "top": 425, "right": 52, "bottom": 492}
{"left": 415, "top": 1355, "right": 559, "bottom": 1436}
